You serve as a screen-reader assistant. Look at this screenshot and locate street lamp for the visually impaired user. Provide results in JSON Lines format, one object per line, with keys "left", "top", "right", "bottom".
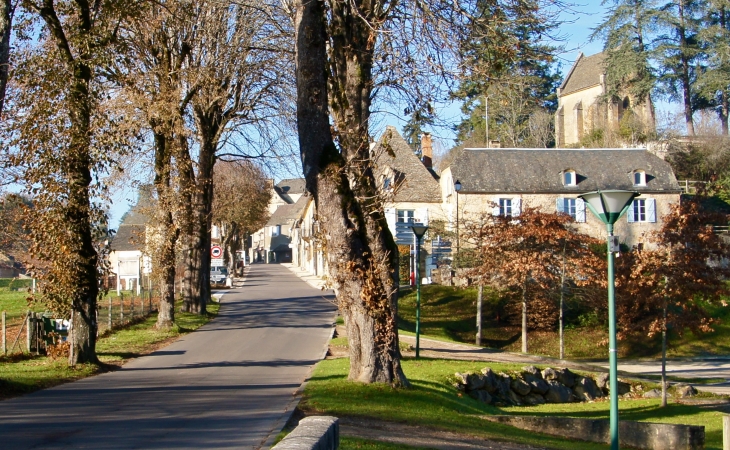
{"left": 454, "top": 180, "right": 462, "bottom": 255}
{"left": 411, "top": 224, "right": 428, "bottom": 359}
{"left": 578, "top": 189, "right": 639, "bottom": 450}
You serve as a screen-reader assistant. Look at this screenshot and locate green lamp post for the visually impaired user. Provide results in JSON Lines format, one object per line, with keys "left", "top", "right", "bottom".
{"left": 577, "top": 190, "right": 639, "bottom": 450}
{"left": 411, "top": 224, "right": 428, "bottom": 358}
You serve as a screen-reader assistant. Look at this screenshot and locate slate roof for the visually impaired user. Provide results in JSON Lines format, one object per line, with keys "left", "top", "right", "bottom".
{"left": 372, "top": 126, "right": 440, "bottom": 203}
{"left": 275, "top": 178, "right": 307, "bottom": 203}
{"left": 266, "top": 194, "right": 308, "bottom": 226}
{"left": 110, "top": 186, "right": 153, "bottom": 252}
{"left": 560, "top": 52, "right": 607, "bottom": 96}
{"left": 450, "top": 148, "right": 681, "bottom": 194}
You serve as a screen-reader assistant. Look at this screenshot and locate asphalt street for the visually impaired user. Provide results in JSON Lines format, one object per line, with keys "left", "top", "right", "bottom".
{"left": 612, "top": 358, "right": 730, "bottom": 395}
{"left": 0, "top": 263, "right": 337, "bottom": 449}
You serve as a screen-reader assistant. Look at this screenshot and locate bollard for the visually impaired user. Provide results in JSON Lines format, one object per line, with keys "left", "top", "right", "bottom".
{"left": 108, "top": 296, "right": 112, "bottom": 330}
{"left": 724, "top": 415, "right": 730, "bottom": 450}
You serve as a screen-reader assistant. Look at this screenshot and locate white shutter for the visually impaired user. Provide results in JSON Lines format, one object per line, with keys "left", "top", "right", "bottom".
{"left": 385, "top": 208, "right": 396, "bottom": 234}
{"left": 556, "top": 197, "right": 564, "bottom": 214}
{"left": 627, "top": 201, "right": 635, "bottom": 223}
{"left": 576, "top": 198, "right": 586, "bottom": 223}
{"left": 513, "top": 197, "right": 522, "bottom": 217}
{"left": 416, "top": 207, "right": 429, "bottom": 226}
{"left": 492, "top": 196, "right": 500, "bottom": 216}
{"left": 647, "top": 198, "right": 656, "bottom": 223}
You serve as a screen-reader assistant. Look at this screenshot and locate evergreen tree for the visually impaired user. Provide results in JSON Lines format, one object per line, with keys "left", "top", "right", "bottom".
{"left": 402, "top": 104, "right": 435, "bottom": 152}
{"left": 697, "top": 0, "right": 730, "bottom": 134}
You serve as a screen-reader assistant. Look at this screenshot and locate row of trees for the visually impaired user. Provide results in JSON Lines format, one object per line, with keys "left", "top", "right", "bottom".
{"left": 593, "top": 0, "right": 730, "bottom": 136}
{"left": 0, "top": 1, "right": 284, "bottom": 365}
{"left": 460, "top": 195, "right": 729, "bottom": 405}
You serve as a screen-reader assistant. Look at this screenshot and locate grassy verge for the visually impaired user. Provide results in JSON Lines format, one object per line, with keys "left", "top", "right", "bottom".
{"left": 0, "top": 302, "right": 219, "bottom": 400}
{"left": 303, "top": 357, "right": 727, "bottom": 450}
{"left": 398, "top": 285, "right": 730, "bottom": 360}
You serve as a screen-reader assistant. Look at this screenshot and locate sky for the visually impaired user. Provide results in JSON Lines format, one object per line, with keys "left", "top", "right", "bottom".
{"left": 107, "top": 3, "right": 630, "bottom": 229}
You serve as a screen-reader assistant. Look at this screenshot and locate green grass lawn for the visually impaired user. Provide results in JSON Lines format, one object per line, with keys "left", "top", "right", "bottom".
{"left": 0, "top": 301, "right": 219, "bottom": 400}
{"left": 303, "top": 357, "right": 728, "bottom": 449}
{"left": 398, "top": 285, "right": 730, "bottom": 360}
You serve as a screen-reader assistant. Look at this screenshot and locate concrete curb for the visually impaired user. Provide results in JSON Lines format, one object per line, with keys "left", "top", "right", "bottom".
{"left": 271, "top": 416, "right": 339, "bottom": 450}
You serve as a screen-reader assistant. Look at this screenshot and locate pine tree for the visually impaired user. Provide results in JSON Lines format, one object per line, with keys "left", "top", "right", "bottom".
{"left": 697, "top": 0, "right": 730, "bottom": 134}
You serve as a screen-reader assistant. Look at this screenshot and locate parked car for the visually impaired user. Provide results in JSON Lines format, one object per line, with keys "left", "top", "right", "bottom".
{"left": 210, "top": 266, "right": 228, "bottom": 285}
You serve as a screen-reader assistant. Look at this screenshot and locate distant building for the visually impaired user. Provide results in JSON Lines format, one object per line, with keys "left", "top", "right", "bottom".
{"left": 250, "top": 178, "right": 307, "bottom": 263}
{"left": 109, "top": 188, "right": 153, "bottom": 293}
{"left": 555, "top": 52, "right": 655, "bottom": 147}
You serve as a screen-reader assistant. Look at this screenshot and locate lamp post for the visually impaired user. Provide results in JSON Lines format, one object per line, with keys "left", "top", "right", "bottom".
{"left": 454, "top": 180, "right": 462, "bottom": 256}
{"left": 577, "top": 190, "right": 639, "bottom": 450}
{"left": 411, "top": 224, "right": 428, "bottom": 359}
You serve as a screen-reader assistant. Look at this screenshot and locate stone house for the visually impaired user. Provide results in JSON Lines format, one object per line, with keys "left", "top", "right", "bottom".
{"left": 555, "top": 52, "right": 655, "bottom": 147}
{"left": 109, "top": 188, "right": 153, "bottom": 294}
{"left": 290, "top": 196, "right": 326, "bottom": 278}
{"left": 440, "top": 148, "right": 681, "bottom": 249}
{"left": 250, "top": 178, "right": 307, "bottom": 263}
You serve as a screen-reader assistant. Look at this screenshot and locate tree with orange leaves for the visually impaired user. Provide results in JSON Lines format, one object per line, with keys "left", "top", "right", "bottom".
{"left": 465, "top": 206, "right": 604, "bottom": 354}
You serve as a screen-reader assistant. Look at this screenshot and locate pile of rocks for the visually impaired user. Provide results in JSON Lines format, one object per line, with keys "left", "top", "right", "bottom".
{"left": 454, "top": 366, "right": 628, "bottom": 406}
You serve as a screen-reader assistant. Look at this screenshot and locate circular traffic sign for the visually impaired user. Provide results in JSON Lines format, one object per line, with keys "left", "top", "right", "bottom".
{"left": 211, "top": 245, "right": 223, "bottom": 258}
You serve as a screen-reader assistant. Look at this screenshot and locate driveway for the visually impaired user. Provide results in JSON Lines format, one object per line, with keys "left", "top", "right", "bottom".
{"left": 0, "top": 263, "right": 337, "bottom": 449}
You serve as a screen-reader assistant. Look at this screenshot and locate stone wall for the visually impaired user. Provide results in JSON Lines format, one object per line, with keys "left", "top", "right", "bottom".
{"left": 272, "top": 416, "right": 339, "bottom": 450}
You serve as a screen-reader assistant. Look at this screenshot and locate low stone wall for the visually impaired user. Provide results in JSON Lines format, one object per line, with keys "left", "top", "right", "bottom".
{"left": 486, "top": 415, "right": 705, "bottom": 450}
{"left": 272, "top": 416, "right": 339, "bottom": 450}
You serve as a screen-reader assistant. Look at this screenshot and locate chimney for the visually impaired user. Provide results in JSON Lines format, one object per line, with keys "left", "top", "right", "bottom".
{"left": 421, "top": 133, "right": 433, "bottom": 168}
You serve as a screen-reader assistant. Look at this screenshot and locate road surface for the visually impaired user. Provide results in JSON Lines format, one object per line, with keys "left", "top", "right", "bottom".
{"left": 0, "top": 264, "right": 337, "bottom": 449}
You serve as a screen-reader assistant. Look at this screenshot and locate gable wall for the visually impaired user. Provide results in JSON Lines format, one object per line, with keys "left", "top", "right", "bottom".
{"left": 557, "top": 85, "right": 603, "bottom": 146}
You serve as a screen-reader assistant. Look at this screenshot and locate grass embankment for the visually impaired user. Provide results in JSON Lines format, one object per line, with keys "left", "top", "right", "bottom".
{"left": 303, "top": 358, "right": 728, "bottom": 450}
{"left": 398, "top": 285, "right": 730, "bottom": 359}
{"left": 0, "top": 301, "right": 219, "bottom": 400}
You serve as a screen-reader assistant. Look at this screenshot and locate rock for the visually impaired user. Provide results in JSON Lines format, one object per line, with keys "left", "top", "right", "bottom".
{"left": 454, "top": 372, "right": 469, "bottom": 385}
{"left": 643, "top": 389, "right": 663, "bottom": 399}
{"left": 544, "top": 380, "right": 572, "bottom": 403}
{"left": 480, "top": 367, "right": 499, "bottom": 393}
{"left": 573, "top": 376, "right": 602, "bottom": 401}
{"left": 467, "top": 373, "right": 486, "bottom": 391}
{"left": 453, "top": 382, "right": 466, "bottom": 392}
{"left": 556, "top": 368, "right": 576, "bottom": 388}
{"left": 493, "top": 373, "right": 516, "bottom": 405}
{"left": 507, "top": 389, "right": 523, "bottom": 406}
{"left": 522, "top": 366, "right": 542, "bottom": 379}
{"left": 529, "top": 378, "right": 550, "bottom": 395}
{"left": 596, "top": 373, "right": 609, "bottom": 392}
{"left": 468, "top": 389, "right": 492, "bottom": 404}
{"left": 675, "top": 384, "right": 698, "bottom": 398}
{"left": 522, "top": 393, "right": 546, "bottom": 406}
{"left": 511, "top": 377, "right": 532, "bottom": 396}
{"left": 542, "top": 367, "right": 559, "bottom": 382}
{"left": 617, "top": 380, "right": 631, "bottom": 395}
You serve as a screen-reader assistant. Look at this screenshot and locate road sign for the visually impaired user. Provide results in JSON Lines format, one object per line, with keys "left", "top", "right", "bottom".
{"left": 211, "top": 245, "right": 223, "bottom": 258}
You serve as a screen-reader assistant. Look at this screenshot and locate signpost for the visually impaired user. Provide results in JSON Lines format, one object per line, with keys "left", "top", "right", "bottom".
{"left": 211, "top": 245, "right": 224, "bottom": 267}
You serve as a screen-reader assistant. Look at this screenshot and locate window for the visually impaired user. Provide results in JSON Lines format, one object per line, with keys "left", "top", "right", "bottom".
{"left": 634, "top": 170, "right": 646, "bottom": 186}
{"left": 627, "top": 198, "right": 656, "bottom": 223}
{"left": 271, "top": 225, "right": 281, "bottom": 236}
{"left": 383, "top": 177, "right": 392, "bottom": 190}
{"left": 556, "top": 197, "right": 586, "bottom": 222}
{"left": 499, "top": 198, "right": 512, "bottom": 217}
{"left": 397, "top": 209, "right": 415, "bottom": 223}
{"left": 563, "top": 170, "right": 576, "bottom": 186}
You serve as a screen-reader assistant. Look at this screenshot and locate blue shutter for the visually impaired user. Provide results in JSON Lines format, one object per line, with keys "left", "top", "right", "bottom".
{"left": 576, "top": 198, "right": 586, "bottom": 223}
{"left": 647, "top": 198, "right": 656, "bottom": 223}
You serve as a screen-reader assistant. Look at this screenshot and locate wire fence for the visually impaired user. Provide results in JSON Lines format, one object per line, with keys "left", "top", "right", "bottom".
{"left": 1, "top": 291, "right": 159, "bottom": 356}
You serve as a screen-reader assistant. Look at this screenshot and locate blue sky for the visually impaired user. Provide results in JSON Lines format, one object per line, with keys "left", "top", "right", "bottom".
{"left": 107, "top": 3, "right": 624, "bottom": 228}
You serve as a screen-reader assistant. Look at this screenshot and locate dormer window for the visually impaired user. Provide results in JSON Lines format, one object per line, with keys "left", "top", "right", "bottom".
{"left": 633, "top": 170, "right": 646, "bottom": 186}
{"left": 563, "top": 170, "right": 577, "bottom": 186}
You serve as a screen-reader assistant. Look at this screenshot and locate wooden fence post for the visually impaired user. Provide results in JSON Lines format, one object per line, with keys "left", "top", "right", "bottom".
{"left": 724, "top": 415, "right": 730, "bottom": 450}
{"left": 26, "top": 312, "right": 31, "bottom": 353}
{"left": 108, "top": 296, "right": 112, "bottom": 330}
{"left": 2, "top": 311, "right": 5, "bottom": 355}
{"left": 131, "top": 296, "right": 135, "bottom": 319}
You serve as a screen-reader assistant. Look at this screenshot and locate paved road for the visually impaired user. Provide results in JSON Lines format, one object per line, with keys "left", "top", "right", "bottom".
{"left": 0, "top": 264, "right": 337, "bottom": 449}
{"left": 609, "top": 358, "right": 730, "bottom": 395}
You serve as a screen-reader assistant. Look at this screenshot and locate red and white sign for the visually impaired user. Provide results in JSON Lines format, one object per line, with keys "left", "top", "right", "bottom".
{"left": 211, "top": 245, "right": 223, "bottom": 258}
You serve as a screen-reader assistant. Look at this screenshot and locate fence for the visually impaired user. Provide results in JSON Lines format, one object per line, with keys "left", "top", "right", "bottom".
{"left": 1, "top": 291, "right": 159, "bottom": 356}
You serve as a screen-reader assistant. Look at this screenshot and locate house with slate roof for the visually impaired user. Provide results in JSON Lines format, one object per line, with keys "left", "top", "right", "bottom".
{"left": 555, "top": 52, "right": 655, "bottom": 147}
{"left": 440, "top": 148, "right": 681, "bottom": 248}
{"left": 109, "top": 187, "right": 153, "bottom": 294}
{"left": 250, "top": 178, "right": 307, "bottom": 263}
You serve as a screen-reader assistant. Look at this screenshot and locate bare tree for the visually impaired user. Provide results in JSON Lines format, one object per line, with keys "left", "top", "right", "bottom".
{"left": 0, "top": 0, "right": 13, "bottom": 116}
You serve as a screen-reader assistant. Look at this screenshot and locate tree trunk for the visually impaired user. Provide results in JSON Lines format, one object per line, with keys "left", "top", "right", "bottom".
{"left": 0, "top": 0, "right": 12, "bottom": 116}
{"left": 152, "top": 129, "right": 176, "bottom": 329}
{"left": 560, "top": 242, "right": 567, "bottom": 359}
{"left": 476, "top": 283, "right": 483, "bottom": 346}
{"left": 294, "top": 0, "right": 408, "bottom": 386}
{"left": 521, "top": 281, "right": 528, "bottom": 354}
{"left": 661, "top": 302, "right": 668, "bottom": 407}
{"left": 677, "top": 0, "right": 695, "bottom": 136}
{"left": 176, "top": 140, "right": 198, "bottom": 313}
